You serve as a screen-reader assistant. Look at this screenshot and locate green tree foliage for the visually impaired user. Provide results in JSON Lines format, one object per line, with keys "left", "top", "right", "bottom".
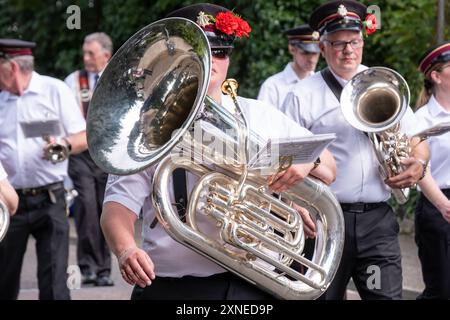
{"left": 0, "top": 0, "right": 448, "bottom": 216}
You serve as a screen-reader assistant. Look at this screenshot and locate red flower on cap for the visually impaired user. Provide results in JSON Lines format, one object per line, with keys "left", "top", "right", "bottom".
{"left": 214, "top": 11, "right": 251, "bottom": 38}
{"left": 363, "top": 14, "right": 378, "bottom": 36}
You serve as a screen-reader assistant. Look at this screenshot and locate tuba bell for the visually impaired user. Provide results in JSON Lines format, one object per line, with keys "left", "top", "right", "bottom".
{"left": 0, "top": 200, "right": 10, "bottom": 242}
{"left": 340, "top": 67, "right": 411, "bottom": 204}
{"left": 87, "top": 17, "right": 344, "bottom": 299}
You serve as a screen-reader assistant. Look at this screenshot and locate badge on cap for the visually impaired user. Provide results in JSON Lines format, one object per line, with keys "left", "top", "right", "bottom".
{"left": 337, "top": 5, "right": 348, "bottom": 17}
{"left": 197, "top": 11, "right": 213, "bottom": 28}
{"left": 312, "top": 31, "right": 320, "bottom": 41}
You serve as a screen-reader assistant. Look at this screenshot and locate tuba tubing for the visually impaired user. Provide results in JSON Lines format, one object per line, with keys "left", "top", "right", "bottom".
{"left": 153, "top": 155, "right": 344, "bottom": 300}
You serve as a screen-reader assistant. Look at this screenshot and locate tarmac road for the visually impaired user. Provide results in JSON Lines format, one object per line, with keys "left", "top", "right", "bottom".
{"left": 17, "top": 217, "right": 424, "bottom": 300}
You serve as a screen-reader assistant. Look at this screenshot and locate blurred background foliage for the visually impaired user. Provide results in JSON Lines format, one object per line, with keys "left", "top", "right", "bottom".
{"left": 1, "top": 0, "right": 449, "bottom": 218}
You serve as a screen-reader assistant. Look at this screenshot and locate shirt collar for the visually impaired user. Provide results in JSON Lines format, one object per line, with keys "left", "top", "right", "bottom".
{"left": 0, "top": 71, "right": 41, "bottom": 101}
{"left": 284, "top": 63, "right": 302, "bottom": 84}
{"left": 328, "top": 64, "right": 368, "bottom": 87}
{"left": 428, "top": 94, "right": 450, "bottom": 117}
{"left": 25, "top": 71, "right": 42, "bottom": 94}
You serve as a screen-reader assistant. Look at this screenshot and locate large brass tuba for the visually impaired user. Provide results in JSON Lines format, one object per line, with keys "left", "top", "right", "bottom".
{"left": 0, "top": 200, "right": 10, "bottom": 242}
{"left": 87, "top": 17, "right": 344, "bottom": 300}
{"left": 340, "top": 67, "right": 411, "bottom": 204}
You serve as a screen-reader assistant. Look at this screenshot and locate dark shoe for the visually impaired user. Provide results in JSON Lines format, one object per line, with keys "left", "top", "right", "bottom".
{"left": 94, "top": 276, "right": 114, "bottom": 287}
{"left": 82, "top": 272, "right": 97, "bottom": 285}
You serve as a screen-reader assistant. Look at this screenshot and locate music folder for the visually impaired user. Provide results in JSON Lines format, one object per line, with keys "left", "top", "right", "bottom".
{"left": 20, "top": 119, "right": 62, "bottom": 138}
{"left": 248, "top": 133, "right": 336, "bottom": 174}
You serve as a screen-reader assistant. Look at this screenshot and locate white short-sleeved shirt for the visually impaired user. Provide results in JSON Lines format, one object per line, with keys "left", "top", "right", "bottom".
{"left": 257, "top": 63, "right": 314, "bottom": 110}
{"left": 415, "top": 95, "right": 450, "bottom": 189}
{"left": 0, "top": 71, "right": 86, "bottom": 189}
{"left": 281, "top": 65, "right": 419, "bottom": 203}
{"left": 104, "top": 94, "right": 312, "bottom": 277}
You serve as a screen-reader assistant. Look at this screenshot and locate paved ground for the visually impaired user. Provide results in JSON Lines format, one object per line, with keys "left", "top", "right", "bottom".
{"left": 17, "top": 217, "right": 424, "bottom": 300}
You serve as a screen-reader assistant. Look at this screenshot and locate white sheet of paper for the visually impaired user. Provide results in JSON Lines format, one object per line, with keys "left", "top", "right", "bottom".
{"left": 249, "top": 133, "right": 336, "bottom": 169}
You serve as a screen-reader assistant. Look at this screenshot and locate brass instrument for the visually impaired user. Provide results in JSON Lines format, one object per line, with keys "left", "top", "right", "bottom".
{"left": 0, "top": 200, "right": 10, "bottom": 242}
{"left": 340, "top": 67, "right": 411, "bottom": 204}
{"left": 87, "top": 17, "right": 344, "bottom": 299}
{"left": 43, "top": 136, "right": 70, "bottom": 164}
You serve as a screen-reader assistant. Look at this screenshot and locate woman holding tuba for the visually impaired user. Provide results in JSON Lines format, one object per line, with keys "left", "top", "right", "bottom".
{"left": 414, "top": 41, "right": 450, "bottom": 300}
{"left": 99, "top": 3, "right": 337, "bottom": 300}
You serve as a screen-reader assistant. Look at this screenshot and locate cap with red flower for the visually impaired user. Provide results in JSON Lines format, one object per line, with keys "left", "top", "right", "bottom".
{"left": 309, "top": 1, "right": 379, "bottom": 37}
{"left": 166, "top": 3, "right": 251, "bottom": 49}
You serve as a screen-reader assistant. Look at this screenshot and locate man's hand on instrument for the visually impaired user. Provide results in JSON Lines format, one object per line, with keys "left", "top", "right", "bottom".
{"left": 385, "top": 157, "right": 424, "bottom": 189}
{"left": 117, "top": 246, "right": 155, "bottom": 288}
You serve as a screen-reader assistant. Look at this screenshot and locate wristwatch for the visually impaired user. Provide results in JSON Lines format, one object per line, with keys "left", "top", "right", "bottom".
{"left": 312, "top": 157, "right": 321, "bottom": 171}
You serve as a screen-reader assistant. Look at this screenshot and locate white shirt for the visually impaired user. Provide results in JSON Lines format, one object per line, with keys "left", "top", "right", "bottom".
{"left": 65, "top": 70, "right": 102, "bottom": 109}
{"left": 0, "top": 72, "right": 86, "bottom": 189}
{"left": 104, "top": 94, "right": 312, "bottom": 277}
{"left": 281, "top": 65, "right": 419, "bottom": 203}
{"left": 0, "top": 161, "right": 7, "bottom": 181}
{"left": 257, "top": 63, "right": 314, "bottom": 109}
{"left": 415, "top": 95, "right": 450, "bottom": 189}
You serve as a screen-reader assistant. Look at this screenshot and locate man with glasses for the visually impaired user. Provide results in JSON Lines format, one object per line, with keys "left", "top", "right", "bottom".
{"left": 281, "top": 0, "right": 429, "bottom": 299}
{"left": 258, "top": 25, "right": 320, "bottom": 109}
{"left": 99, "top": 3, "right": 337, "bottom": 300}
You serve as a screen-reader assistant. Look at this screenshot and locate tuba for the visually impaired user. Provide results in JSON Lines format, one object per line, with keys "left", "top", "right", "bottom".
{"left": 340, "top": 67, "right": 411, "bottom": 204}
{"left": 0, "top": 200, "right": 10, "bottom": 242}
{"left": 87, "top": 17, "right": 344, "bottom": 300}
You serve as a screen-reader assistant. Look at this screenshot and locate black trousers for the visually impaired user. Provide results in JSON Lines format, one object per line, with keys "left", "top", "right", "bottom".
{"left": 0, "top": 187, "right": 70, "bottom": 300}
{"left": 131, "top": 272, "right": 275, "bottom": 300}
{"left": 415, "top": 190, "right": 450, "bottom": 300}
{"left": 68, "top": 151, "right": 111, "bottom": 277}
{"left": 321, "top": 203, "right": 402, "bottom": 300}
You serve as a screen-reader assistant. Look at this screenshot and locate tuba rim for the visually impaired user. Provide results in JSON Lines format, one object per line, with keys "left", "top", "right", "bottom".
{"left": 86, "top": 17, "right": 211, "bottom": 175}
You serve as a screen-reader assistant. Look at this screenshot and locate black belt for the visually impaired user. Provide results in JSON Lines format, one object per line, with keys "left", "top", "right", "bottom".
{"left": 15, "top": 181, "right": 64, "bottom": 197}
{"left": 340, "top": 202, "right": 387, "bottom": 213}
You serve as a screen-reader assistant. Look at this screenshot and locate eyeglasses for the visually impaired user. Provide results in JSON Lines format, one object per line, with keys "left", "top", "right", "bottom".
{"left": 211, "top": 48, "right": 232, "bottom": 59}
{"left": 323, "top": 39, "right": 364, "bottom": 51}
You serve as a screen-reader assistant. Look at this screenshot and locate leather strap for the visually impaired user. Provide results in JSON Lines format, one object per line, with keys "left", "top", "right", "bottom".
{"left": 321, "top": 67, "right": 343, "bottom": 102}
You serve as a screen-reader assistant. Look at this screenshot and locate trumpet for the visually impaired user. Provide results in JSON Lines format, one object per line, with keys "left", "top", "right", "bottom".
{"left": 42, "top": 135, "right": 70, "bottom": 164}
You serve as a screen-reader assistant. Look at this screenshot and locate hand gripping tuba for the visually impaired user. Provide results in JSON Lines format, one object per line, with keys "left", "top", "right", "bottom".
{"left": 0, "top": 200, "right": 10, "bottom": 242}
{"left": 86, "top": 17, "right": 344, "bottom": 300}
{"left": 340, "top": 67, "right": 411, "bottom": 204}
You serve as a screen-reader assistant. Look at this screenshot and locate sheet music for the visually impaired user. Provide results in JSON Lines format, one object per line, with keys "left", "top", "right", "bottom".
{"left": 248, "top": 133, "right": 336, "bottom": 170}
{"left": 20, "top": 119, "right": 62, "bottom": 138}
{"left": 412, "top": 121, "right": 450, "bottom": 140}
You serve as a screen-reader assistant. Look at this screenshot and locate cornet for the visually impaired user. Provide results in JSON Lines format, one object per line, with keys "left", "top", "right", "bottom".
{"left": 42, "top": 135, "right": 70, "bottom": 164}
{"left": 341, "top": 67, "right": 412, "bottom": 204}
